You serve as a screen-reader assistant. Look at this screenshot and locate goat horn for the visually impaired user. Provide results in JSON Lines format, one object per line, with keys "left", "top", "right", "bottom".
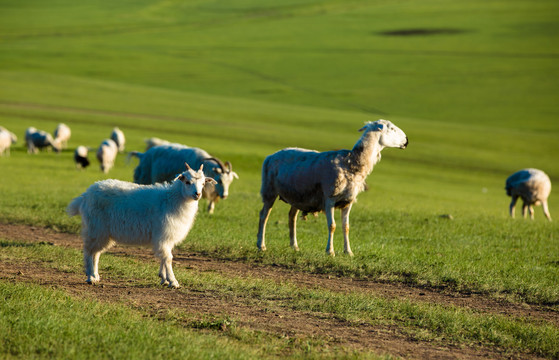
{"left": 204, "top": 157, "right": 226, "bottom": 172}
{"left": 184, "top": 162, "right": 191, "bottom": 170}
{"left": 225, "top": 161, "right": 232, "bottom": 172}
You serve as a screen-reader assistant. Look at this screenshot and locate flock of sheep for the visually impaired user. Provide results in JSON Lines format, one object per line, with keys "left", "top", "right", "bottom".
{"left": 0, "top": 120, "right": 553, "bottom": 287}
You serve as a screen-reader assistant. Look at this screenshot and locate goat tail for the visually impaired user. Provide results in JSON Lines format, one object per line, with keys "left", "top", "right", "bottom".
{"left": 126, "top": 151, "right": 143, "bottom": 165}
{"left": 66, "top": 196, "right": 83, "bottom": 217}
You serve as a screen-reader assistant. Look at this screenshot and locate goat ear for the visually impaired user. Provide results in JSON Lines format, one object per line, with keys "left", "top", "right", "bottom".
{"left": 232, "top": 171, "right": 239, "bottom": 179}
{"left": 184, "top": 162, "right": 191, "bottom": 171}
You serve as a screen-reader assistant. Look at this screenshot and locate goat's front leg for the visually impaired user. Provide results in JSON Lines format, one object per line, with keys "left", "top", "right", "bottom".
{"left": 207, "top": 200, "right": 215, "bottom": 214}
{"left": 156, "top": 246, "right": 179, "bottom": 288}
{"left": 288, "top": 206, "right": 300, "bottom": 251}
{"left": 341, "top": 204, "right": 353, "bottom": 256}
{"left": 324, "top": 200, "right": 336, "bottom": 256}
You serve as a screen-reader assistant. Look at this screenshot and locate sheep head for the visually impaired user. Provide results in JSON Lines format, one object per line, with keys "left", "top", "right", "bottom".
{"left": 359, "top": 119, "right": 408, "bottom": 149}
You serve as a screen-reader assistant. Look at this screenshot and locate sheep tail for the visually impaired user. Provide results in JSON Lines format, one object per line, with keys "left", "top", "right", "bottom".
{"left": 126, "top": 151, "right": 143, "bottom": 165}
{"left": 66, "top": 196, "right": 83, "bottom": 217}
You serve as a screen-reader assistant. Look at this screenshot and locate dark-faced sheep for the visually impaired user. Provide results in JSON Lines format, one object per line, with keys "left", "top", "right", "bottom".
{"left": 506, "top": 168, "right": 552, "bottom": 221}
{"left": 257, "top": 119, "right": 408, "bottom": 256}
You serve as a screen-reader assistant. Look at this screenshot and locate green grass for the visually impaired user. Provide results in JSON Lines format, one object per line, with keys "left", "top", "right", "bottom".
{"left": 1, "top": 240, "right": 558, "bottom": 358}
{"left": 0, "top": 0, "right": 558, "bottom": 358}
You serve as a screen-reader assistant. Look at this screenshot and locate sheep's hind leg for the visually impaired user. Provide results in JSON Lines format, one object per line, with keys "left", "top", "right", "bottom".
{"left": 257, "top": 198, "right": 275, "bottom": 251}
{"left": 542, "top": 200, "right": 552, "bottom": 221}
{"left": 324, "top": 200, "right": 336, "bottom": 256}
{"left": 288, "top": 206, "right": 300, "bottom": 251}
{"left": 341, "top": 204, "right": 354, "bottom": 256}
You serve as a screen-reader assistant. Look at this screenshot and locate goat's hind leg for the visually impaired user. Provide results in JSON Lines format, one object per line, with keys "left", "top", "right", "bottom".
{"left": 324, "top": 200, "right": 336, "bottom": 256}
{"left": 83, "top": 235, "right": 111, "bottom": 284}
{"left": 341, "top": 204, "right": 354, "bottom": 256}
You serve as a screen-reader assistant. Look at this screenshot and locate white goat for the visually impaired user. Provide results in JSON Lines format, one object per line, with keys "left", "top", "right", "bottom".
{"left": 74, "top": 145, "right": 90, "bottom": 169}
{"left": 25, "top": 127, "right": 62, "bottom": 154}
{"left": 506, "top": 168, "right": 552, "bottom": 221}
{"left": 110, "top": 127, "right": 125, "bottom": 153}
{"left": 144, "top": 137, "right": 170, "bottom": 151}
{"left": 0, "top": 126, "right": 17, "bottom": 156}
{"left": 257, "top": 119, "right": 408, "bottom": 256}
{"left": 53, "top": 123, "right": 71, "bottom": 149}
{"left": 96, "top": 139, "right": 118, "bottom": 173}
{"left": 67, "top": 163, "right": 216, "bottom": 288}
{"left": 128, "top": 143, "right": 238, "bottom": 214}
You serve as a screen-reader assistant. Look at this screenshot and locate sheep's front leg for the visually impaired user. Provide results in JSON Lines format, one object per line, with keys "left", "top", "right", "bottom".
{"left": 288, "top": 206, "right": 300, "bottom": 251}
{"left": 324, "top": 200, "right": 336, "bottom": 256}
{"left": 341, "top": 204, "right": 354, "bottom": 256}
{"left": 509, "top": 195, "right": 518, "bottom": 218}
{"left": 257, "top": 199, "right": 275, "bottom": 251}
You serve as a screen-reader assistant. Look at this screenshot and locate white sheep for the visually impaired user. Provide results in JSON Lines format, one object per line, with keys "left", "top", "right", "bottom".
{"left": 67, "top": 163, "right": 216, "bottom": 288}
{"left": 257, "top": 119, "right": 408, "bottom": 256}
{"left": 96, "top": 139, "right": 118, "bottom": 173}
{"left": 110, "top": 127, "right": 125, "bottom": 153}
{"left": 25, "top": 127, "right": 62, "bottom": 154}
{"left": 144, "top": 137, "right": 170, "bottom": 151}
{"left": 506, "top": 168, "right": 552, "bottom": 221}
{"left": 53, "top": 123, "right": 71, "bottom": 149}
{"left": 0, "top": 126, "right": 17, "bottom": 156}
{"left": 128, "top": 143, "right": 238, "bottom": 214}
{"left": 74, "top": 145, "right": 90, "bottom": 169}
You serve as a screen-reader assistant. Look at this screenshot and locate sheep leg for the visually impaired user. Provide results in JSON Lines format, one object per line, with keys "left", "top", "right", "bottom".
{"left": 341, "top": 204, "right": 354, "bottom": 256}
{"left": 528, "top": 205, "right": 535, "bottom": 220}
{"left": 257, "top": 199, "right": 275, "bottom": 251}
{"left": 509, "top": 196, "right": 518, "bottom": 218}
{"left": 542, "top": 200, "right": 552, "bottom": 221}
{"left": 324, "top": 200, "right": 336, "bottom": 256}
{"left": 522, "top": 202, "right": 529, "bottom": 219}
{"left": 288, "top": 206, "right": 300, "bottom": 251}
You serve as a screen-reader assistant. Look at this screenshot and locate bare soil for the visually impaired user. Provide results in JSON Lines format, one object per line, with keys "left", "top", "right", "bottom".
{"left": 1, "top": 223, "right": 555, "bottom": 359}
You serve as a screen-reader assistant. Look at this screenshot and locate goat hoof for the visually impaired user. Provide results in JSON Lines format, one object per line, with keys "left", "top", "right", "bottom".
{"left": 168, "top": 281, "right": 180, "bottom": 289}
{"left": 160, "top": 280, "right": 170, "bottom": 286}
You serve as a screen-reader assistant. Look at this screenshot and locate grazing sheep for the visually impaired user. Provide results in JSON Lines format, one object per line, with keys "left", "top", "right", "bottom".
{"left": 506, "top": 168, "right": 552, "bottom": 221}
{"left": 96, "top": 139, "right": 118, "bottom": 173}
{"left": 25, "top": 127, "right": 62, "bottom": 154}
{"left": 110, "top": 127, "right": 125, "bottom": 153}
{"left": 53, "top": 123, "right": 71, "bottom": 149}
{"left": 257, "top": 119, "right": 408, "bottom": 256}
{"left": 67, "top": 163, "right": 216, "bottom": 287}
{"left": 144, "top": 137, "right": 170, "bottom": 151}
{"left": 128, "top": 143, "right": 238, "bottom": 214}
{"left": 0, "top": 126, "right": 17, "bottom": 156}
{"left": 74, "top": 146, "right": 90, "bottom": 169}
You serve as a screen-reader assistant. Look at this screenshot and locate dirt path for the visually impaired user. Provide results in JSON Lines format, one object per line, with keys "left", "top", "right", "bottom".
{"left": 0, "top": 223, "right": 555, "bottom": 359}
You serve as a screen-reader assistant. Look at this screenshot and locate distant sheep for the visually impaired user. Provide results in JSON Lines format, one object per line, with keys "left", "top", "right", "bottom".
{"left": 506, "top": 168, "right": 552, "bottom": 221}
{"left": 144, "top": 137, "right": 170, "bottom": 151}
{"left": 128, "top": 143, "right": 238, "bottom": 214}
{"left": 54, "top": 123, "right": 71, "bottom": 149}
{"left": 257, "top": 119, "right": 408, "bottom": 256}
{"left": 74, "top": 146, "right": 90, "bottom": 169}
{"left": 96, "top": 139, "right": 118, "bottom": 173}
{"left": 110, "top": 127, "right": 125, "bottom": 153}
{"left": 0, "top": 126, "right": 17, "bottom": 156}
{"left": 25, "top": 127, "right": 62, "bottom": 154}
{"left": 67, "top": 163, "right": 216, "bottom": 287}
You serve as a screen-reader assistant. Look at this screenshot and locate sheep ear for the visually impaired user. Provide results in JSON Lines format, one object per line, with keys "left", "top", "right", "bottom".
{"left": 184, "top": 162, "right": 191, "bottom": 171}
{"left": 205, "top": 177, "right": 217, "bottom": 185}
